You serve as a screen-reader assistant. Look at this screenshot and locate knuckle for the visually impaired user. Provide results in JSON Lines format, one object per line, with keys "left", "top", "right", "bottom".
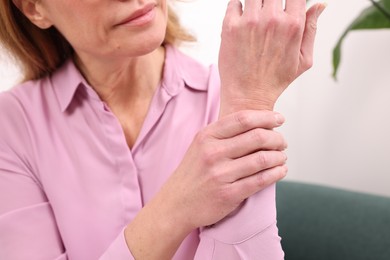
{"left": 257, "top": 151, "right": 268, "bottom": 167}
{"left": 207, "top": 165, "right": 229, "bottom": 184}
{"left": 234, "top": 111, "right": 252, "bottom": 129}
{"left": 218, "top": 186, "right": 234, "bottom": 202}
{"left": 288, "top": 17, "right": 303, "bottom": 34}
{"left": 251, "top": 128, "right": 267, "bottom": 144}
{"left": 245, "top": 16, "right": 260, "bottom": 29}
{"left": 256, "top": 172, "right": 266, "bottom": 188}
{"left": 195, "top": 131, "right": 225, "bottom": 166}
{"left": 261, "top": 12, "right": 286, "bottom": 31}
{"left": 265, "top": 15, "right": 280, "bottom": 30}
{"left": 201, "top": 145, "right": 224, "bottom": 166}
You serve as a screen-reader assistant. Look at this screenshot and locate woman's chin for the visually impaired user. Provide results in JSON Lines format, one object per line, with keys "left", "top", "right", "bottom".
{"left": 123, "top": 36, "right": 165, "bottom": 57}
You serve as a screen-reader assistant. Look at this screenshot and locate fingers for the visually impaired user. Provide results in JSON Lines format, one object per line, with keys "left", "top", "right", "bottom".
{"left": 223, "top": 128, "right": 287, "bottom": 159}
{"left": 299, "top": 3, "right": 326, "bottom": 71}
{"left": 244, "top": 0, "right": 284, "bottom": 12}
{"left": 244, "top": 0, "right": 261, "bottom": 15}
{"left": 225, "top": 0, "right": 243, "bottom": 18}
{"left": 285, "top": 0, "right": 306, "bottom": 16}
{"left": 210, "top": 110, "right": 285, "bottom": 139}
{"left": 232, "top": 165, "right": 288, "bottom": 200}
{"left": 262, "top": 0, "right": 283, "bottom": 11}
{"left": 226, "top": 150, "right": 287, "bottom": 182}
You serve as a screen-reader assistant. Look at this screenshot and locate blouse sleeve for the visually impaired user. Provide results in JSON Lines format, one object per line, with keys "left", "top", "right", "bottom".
{"left": 98, "top": 228, "right": 135, "bottom": 260}
{"left": 0, "top": 141, "right": 136, "bottom": 260}
{"left": 194, "top": 185, "right": 284, "bottom": 259}
{"left": 0, "top": 140, "right": 68, "bottom": 260}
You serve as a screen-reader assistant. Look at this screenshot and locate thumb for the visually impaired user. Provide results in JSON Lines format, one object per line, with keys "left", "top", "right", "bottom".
{"left": 299, "top": 3, "right": 327, "bottom": 72}
{"left": 223, "top": 0, "right": 243, "bottom": 25}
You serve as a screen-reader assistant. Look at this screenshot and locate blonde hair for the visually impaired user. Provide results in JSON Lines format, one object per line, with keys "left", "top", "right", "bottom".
{"left": 0, "top": 1, "right": 194, "bottom": 81}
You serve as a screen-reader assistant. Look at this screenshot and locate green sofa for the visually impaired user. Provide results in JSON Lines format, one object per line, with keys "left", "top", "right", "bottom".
{"left": 276, "top": 181, "right": 390, "bottom": 260}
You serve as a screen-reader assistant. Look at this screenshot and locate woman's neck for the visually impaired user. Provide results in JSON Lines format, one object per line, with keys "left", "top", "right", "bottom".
{"left": 73, "top": 46, "right": 166, "bottom": 148}
{"left": 74, "top": 46, "right": 165, "bottom": 107}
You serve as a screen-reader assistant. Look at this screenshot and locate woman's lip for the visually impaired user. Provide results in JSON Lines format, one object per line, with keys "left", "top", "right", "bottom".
{"left": 116, "top": 3, "right": 156, "bottom": 27}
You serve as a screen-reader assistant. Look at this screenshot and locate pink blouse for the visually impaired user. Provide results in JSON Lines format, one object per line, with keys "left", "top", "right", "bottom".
{"left": 0, "top": 45, "right": 284, "bottom": 259}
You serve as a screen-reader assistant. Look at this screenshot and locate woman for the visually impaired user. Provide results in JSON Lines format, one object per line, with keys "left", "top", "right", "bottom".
{"left": 0, "top": 0, "right": 325, "bottom": 259}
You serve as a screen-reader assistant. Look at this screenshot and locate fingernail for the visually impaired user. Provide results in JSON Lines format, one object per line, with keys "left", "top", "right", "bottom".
{"left": 275, "top": 113, "right": 285, "bottom": 126}
{"left": 316, "top": 3, "right": 327, "bottom": 18}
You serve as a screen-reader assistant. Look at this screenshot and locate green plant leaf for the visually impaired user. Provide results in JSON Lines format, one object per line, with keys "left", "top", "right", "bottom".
{"left": 332, "top": 0, "right": 390, "bottom": 79}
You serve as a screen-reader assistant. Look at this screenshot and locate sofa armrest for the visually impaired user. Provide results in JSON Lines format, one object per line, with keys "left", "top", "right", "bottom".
{"left": 276, "top": 181, "right": 390, "bottom": 260}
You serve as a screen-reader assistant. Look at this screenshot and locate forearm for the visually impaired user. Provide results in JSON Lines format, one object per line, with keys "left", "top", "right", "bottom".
{"left": 124, "top": 189, "right": 193, "bottom": 259}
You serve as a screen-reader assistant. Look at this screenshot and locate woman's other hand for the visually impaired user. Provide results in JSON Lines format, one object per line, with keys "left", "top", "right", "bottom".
{"left": 161, "top": 110, "right": 287, "bottom": 229}
{"left": 219, "top": 0, "right": 326, "bottom": 115}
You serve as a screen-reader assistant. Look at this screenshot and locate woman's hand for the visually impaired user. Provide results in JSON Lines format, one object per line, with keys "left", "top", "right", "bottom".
{"left": 161, "top": 110, "right": 287, "bottom": 229}
{"left": 219, "top": 0, "right": 326, "bottom": 115}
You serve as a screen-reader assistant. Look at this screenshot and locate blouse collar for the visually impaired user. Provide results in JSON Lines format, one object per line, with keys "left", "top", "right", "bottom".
{"left": 51, "top": 44, "right": 211, "bottom": 112}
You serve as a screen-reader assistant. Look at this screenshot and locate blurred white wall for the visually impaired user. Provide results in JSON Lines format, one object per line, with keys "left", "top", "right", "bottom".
{"left": 174, "top": 0, "right": 390, "bottom": 197}
{"left": 0, "top": 48, "right": 21, "bottom": 87}
{"left": 1, "top": 0, "right": 390, "bottom": 196}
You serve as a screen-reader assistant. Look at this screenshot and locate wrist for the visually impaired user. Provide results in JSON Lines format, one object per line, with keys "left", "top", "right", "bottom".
{"left": 220, "top": 97, "right": 276, "bottom": 117}
{"left": 219, "top": 84, "right": 279, "bottom": 116}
